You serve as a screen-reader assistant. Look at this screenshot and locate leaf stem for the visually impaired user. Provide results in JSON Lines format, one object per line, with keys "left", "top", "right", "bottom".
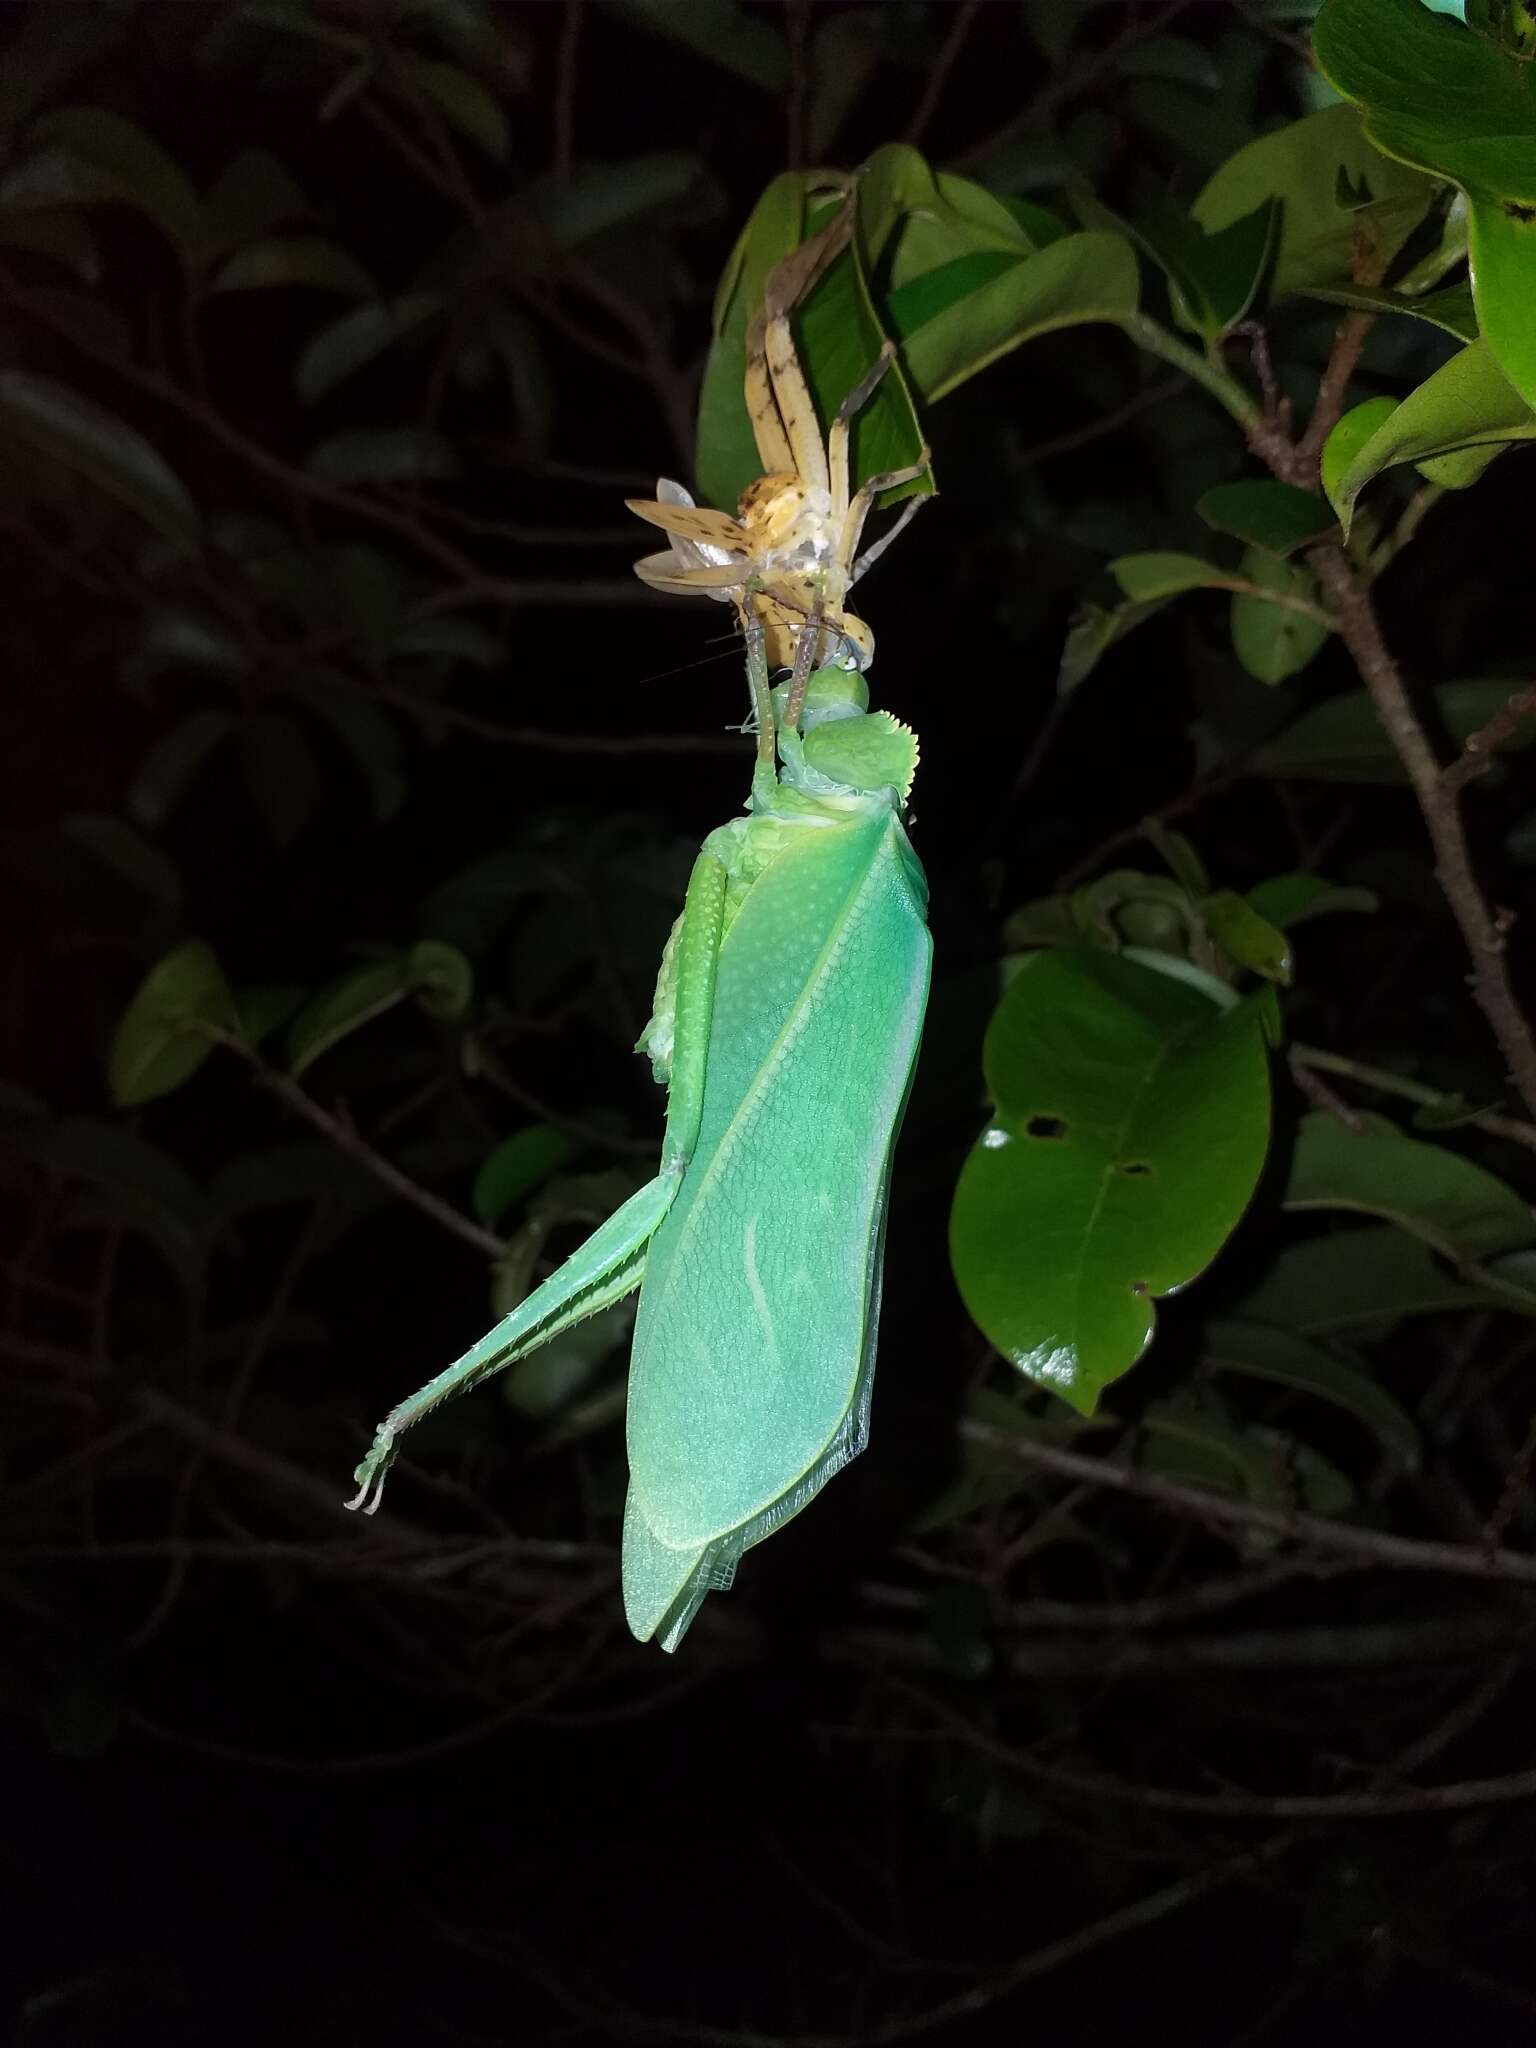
{"left": 1113, "top": 312, "right": 1264, "bottom": 437}
{"left": 1290, "top": 1042, "right": 1536, "bottom": 1155}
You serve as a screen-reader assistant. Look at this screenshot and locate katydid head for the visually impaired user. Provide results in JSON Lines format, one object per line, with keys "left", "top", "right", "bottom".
{"left": 771, "top": 661, "right": 867, "bottom": 731}
{"left": 773, "top": 662, "right": 919, "bottom": 807}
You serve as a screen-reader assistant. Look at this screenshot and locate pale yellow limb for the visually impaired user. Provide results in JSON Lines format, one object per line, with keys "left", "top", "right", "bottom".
{"left": 836, "top": 446, "right": 931, "bottom": 587}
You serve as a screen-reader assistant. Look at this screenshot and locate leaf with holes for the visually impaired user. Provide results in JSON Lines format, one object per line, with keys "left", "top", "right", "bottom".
{"left": 949, "top": 949, "right": 1272, "bottom": 1415}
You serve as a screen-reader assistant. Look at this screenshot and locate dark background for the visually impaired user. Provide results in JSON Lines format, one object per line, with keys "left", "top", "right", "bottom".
{"left": 2, "top": 2, "right": 1535, "bottom": 2042}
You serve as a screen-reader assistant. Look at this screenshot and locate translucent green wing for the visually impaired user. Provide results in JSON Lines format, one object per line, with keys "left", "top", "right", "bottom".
{"left": 623, "top": 805, "right": 930, "bottom": 1644}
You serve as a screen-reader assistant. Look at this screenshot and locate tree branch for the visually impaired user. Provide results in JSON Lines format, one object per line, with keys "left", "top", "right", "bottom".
{"left": 1441, "top": 680, "right": 1536, "bottom": 797}
{"left": 214, "top": 1032, "right": 506, "bottom": 1259}
{"left": 961, "top": 1422, "right": 1536, "bottom": 1588}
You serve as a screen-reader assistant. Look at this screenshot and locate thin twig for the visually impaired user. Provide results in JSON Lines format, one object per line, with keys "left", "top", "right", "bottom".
{"left": 888, "top": 1672, "right": 1536, "bottom": 1820}
{"left": 213, "top": 1030, "right": 505, "bottom": 1259}
{"left": 1291, "top": 1042, "right": 1536, "bottom": 1155}
{"left": 373, "top": 679, "right": 741, "bottom": 755}
{"left": 1225, "top": 292, "right": 1536, "bottom": 1121}
{"left": 1306, "top": 545, "right": 1536, "bottom": 1119}
{"left": 961, "top": 1422, "right": 1536, "bottom": 1588}
{"left": 1441, "top": 680, "right": 1536, "bottom": 797}
{"left": 906, "top": 0, "right": 981, "bottom": 147}
{"left": 1015, "top": 374, "right": 1183, "bottom": 468}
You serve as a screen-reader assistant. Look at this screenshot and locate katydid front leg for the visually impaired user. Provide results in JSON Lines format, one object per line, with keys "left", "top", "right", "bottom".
{"left": 345, "top": 849, "right": 727, "bottom": 1514}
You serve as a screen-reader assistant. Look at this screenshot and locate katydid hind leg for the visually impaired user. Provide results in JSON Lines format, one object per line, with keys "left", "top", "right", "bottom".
{"left": 346, "top": 1171, "right": 677, "bottom": 1513}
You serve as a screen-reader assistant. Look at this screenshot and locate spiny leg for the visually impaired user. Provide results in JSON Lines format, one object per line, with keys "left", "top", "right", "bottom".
{"left": 346, "top": 1179, "right": 668, "bottom": 1512}
{"left": 781, "top": 593, "right": 827, "bottom": 734}
{"left": 854, "top": 491, "right": 925, "bottom": 581}
{"left": 742, "top": 607, "right": 778, "bottom": 795}
{"left": 837, "top": 446, "right": 931, "bottom": 589}
{"left": 828, "top": 340, "right": 898, "bottom": 529}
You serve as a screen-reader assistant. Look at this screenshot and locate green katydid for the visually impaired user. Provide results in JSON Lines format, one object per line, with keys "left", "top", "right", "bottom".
{"left": 346, "top": 634, "right": 931, "bottom": 1650}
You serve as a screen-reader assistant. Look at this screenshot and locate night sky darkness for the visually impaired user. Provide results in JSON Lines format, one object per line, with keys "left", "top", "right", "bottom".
{"left": 4, "top": 4, "right": 1536, "bottom": 2044}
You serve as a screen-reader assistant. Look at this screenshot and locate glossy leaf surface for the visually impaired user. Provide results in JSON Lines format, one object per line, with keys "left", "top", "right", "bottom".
{"left": 950, "top": 950, "right": 1271, "bottom": 1415}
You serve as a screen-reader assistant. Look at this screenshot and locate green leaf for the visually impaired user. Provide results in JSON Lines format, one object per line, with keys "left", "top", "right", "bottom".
{"left": 0, "top": 372, "right": 200, "bottom": 551}
{"left": 1252, "top": 677, "right": 1536, "bottom": 780}
{"left": 409, "top": 939, "right": 474, "bottom": 1021}
{"left": 1324, "top": 340, "right": 1536, "bottom": 530}
{"left": 950, "top": 949, "right": 1272, "bottom": 1415}
{"left": 198, "top": 147, "right": 311, "bottom": 257}
{"left": 697, "top": 186, "right": 928, "bottom": 513}
{"left": 1190, "top": 101, "right": 1437, "bottom": 299}
{"left": 60, "top": 814, "right": 182, "bottom": 913}
{"left": 1315, "top": 0, "right": 1536, "bottom": 403}
{"left": 530, "top": 153, "right": 707, "bottom": 247}
{"left": 1205, "top": 1319, "right": 1420, "bottom": 1466}
{"left": 885, "top": 251, "right": 1023, "bottom": 343}
{"left": 391, "top": 55, "right": 509, "bottom": 160}
{"left": 1115, "top": 192, "right": 1277, "bottom": 339}
{"left": 288, "top": 677, "right": 406, "bottom": 823}
{"left": 1245, "top": 872, "right": 1379, "bottom": 927}
{"left": 235, "top": 981, "right": 306, "bottom": 1047}
{"left": 607, "top": 0, "right": 790, "bottom": 90}
{"left": 1230, "top": 545, "right": 1330, "bottom": 683}
{"left": 1202, "top": 890, "right": 1292, "bottom": 983}
{"left": 1138, "top": 1399, "right": 1290, "bottom": 1507}
{"left": 1234, "top": 1223, "right": 1536, "bottom": 1331}
{"left": 694, "top": 172, "right": 807, "bottom": 512}
{"left": 109, "top": 940, "right": 237, "bottom": 1107}
{"left": 1108, "top": 551, "right": 1230, "bottom": 602}
{"left": 1197, "top": 480, "right": 1337, "bottom": 555}
{"left": 306, "top": 427, "right": 458, "bottom": 482}
{"left": 866, "top": 147, "right": 1034, "bottom": 290}
{"left": 472, "top": 1125, "right": 577, "bottom": 1226}
{"left": 287, "top": 958, "right": 410, "bottom": 1076}
{"left": 205, "top": 1139, "right": 381, "bottom": 1233}
{"left": 900, "top": 231, "right": 1141, "bottom": 405}
{"left": 128, "top": 711, "right": 237, "bottom": 830}
{"left": 0, "top": 208, "right": 100, "bottom": 282}
{"left": 1320, "top": 395, "right": 1398, "bottom": 504}
{"left": 1, "top": 1117, "right": 205, "bottom": 1288}
{"left": 1416, "top": 442, "right": 1506, "bottom": 490}
{"left": 296, "top": 294, "right": 444, "bottom": 405}
{"left": 26, "top": 105, "right": 201, "bottom": 251}
{"left": 211, "top": 235, "right": 374, "bottom": 297}
{"left": 1057, "top": 595, "right": 1169, "bottom": 694}
{"left": 1285, "top": 1108, "right": 1536, "bottom": 1259}
{"left": 1300, "top": 279, "right": 1478, "bottom": 341}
